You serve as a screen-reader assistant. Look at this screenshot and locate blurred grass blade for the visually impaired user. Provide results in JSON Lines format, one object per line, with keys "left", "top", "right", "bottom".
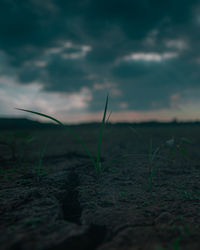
{"left": 179, "top": 145, "right": 188, "bottom": 157}
{"left": 106, "top": 111, "right": 112, "bottom": 123}
{"left": 181, "top": 137, "right": 192, "bottom": 144}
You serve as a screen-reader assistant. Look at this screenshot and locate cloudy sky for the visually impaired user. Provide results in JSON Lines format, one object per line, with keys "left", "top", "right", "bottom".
{"left": 1, "top": 0, "right": 200, "bottom": 123}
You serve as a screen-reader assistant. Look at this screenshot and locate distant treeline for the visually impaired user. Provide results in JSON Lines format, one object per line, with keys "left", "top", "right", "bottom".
{"left": 0, "top": 117, "right": 200, "bottom": 130}
{"left": 0, "top": 118, "right": 57, "bottom": 130}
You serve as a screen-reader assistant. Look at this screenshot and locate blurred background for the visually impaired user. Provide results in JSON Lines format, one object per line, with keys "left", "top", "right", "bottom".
{"left": 0, "top": 0, "right": 200, "bottom": 124}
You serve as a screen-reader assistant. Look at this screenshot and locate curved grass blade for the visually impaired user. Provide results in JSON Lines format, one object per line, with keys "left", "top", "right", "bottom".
{"left": 15, "top": 108, "right": 96, "bottom": 167}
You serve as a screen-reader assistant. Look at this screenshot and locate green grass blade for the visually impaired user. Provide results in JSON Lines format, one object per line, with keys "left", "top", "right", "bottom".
{"left": 15, "top": 108, "right": 96, "bottom": 167}
{"left": 96, "top": 94, "right": 109, "bottom": 172}
{"left": 15, "top": 108, "right": 63, "bottom": 125}
{"left": 180, "top": 137, "right": 192, "bottom": 144}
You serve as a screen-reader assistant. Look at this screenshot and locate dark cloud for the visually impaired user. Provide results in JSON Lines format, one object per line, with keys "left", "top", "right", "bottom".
{"left": 18, "top": 64, "right": 41, "bottom": 83}
{"left": 40, "top": 55, "right": 93, "bottom": 92}
{"left": 0, "top": 0, "right": 200, "bottom": 112}
{"left": 109, "top": 53, "right": 200, "bottom": 111}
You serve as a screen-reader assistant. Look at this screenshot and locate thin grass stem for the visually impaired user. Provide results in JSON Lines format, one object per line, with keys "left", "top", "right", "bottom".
{"left": 96, "top": 94, "right": 109, "bottom": 172}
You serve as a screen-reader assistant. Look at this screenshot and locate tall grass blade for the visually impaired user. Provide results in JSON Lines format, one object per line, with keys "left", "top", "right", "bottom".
{"left": 96, "top": 94, "right": 109, "bottom": 172}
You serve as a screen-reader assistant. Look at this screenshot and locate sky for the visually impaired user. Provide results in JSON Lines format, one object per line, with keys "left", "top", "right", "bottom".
{"left": 1, "top": 0, "right": 200, "bottom": 124}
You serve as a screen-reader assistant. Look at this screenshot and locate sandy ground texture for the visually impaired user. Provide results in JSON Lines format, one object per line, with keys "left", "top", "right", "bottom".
{"left": 0, "top": 124, "right": 200, "bottom": 250}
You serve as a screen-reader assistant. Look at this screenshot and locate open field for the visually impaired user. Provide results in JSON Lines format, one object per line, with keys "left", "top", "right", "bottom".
{"left": 1, "top": 123, "right": 200, "bottom": 250}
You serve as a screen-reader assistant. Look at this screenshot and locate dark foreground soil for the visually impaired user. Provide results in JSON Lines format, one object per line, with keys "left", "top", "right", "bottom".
{"left": 1, "top": 124, "right": 200, "bottom": 250}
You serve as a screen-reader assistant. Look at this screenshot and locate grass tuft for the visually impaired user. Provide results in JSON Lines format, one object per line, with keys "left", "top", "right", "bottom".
{"left": 15, "top": 94, "right": 110, "bottom": 174}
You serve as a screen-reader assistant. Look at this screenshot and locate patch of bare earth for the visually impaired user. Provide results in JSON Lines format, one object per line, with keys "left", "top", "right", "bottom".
{"left": 0, "top": 124, "right": 200, "bottom": 250}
